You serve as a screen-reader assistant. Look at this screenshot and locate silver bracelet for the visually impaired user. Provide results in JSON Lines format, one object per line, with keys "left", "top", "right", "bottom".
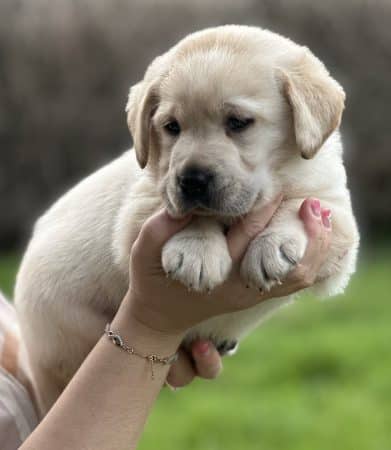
{"left": 104, "top": 323, "right": 179, "bottom": 379}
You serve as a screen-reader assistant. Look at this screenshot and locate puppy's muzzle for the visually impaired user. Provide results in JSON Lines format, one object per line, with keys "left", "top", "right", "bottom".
{"left": 178, "top": 166, "right": 214, "bottom": 205}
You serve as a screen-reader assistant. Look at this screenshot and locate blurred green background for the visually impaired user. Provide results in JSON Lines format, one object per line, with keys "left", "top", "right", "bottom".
{"left": 1, "top": 0, "right": 390, "bottom": 449}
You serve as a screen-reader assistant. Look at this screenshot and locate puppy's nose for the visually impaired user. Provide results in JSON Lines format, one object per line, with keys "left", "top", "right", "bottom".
{"left": 178, "top": 167, "right": 213, "bottom": 199}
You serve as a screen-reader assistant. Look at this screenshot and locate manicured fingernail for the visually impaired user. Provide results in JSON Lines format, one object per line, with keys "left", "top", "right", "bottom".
{"left": 194, "top": 341, "right": 210, "bottom": 357}
{"left": 310, "top": 199, "right": 321, "bottom": 216}
{"left": 321, "top": 209, "right": 332, "bottom": 228}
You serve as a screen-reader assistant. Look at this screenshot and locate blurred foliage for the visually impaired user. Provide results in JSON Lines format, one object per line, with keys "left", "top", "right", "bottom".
{"left": 0, "top": 253, "right": 19, "bottom": 297}
{"left": 1, "top": 251, "right": 390, "bottom": 449}
{"left": 0, "top": 0, "right": 390, "bottom": 250}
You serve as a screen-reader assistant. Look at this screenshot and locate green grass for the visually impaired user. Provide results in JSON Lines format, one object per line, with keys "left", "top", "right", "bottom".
{"left": 0, "top": 253, "right": 20, "bottom": 298}
{"left": 1, "top": 251, "right": 391, "bottom": 449}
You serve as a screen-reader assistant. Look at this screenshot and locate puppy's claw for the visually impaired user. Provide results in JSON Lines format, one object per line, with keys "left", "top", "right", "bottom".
{"left": 198, "top": 265, "right": 204, "bottom": 286}
{"left": 279, "top": 244, "right": 298, "bottom": 266}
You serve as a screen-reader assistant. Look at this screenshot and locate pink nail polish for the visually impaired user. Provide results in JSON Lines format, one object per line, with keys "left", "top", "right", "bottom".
{"left": 321, "top": 209, "right": 332, "bottom": 228}
{"left": 310, "top": 199, "right": 321, "bottom": 216}
{"left": 194, "top": 341, "right": 210, "bottom": 356}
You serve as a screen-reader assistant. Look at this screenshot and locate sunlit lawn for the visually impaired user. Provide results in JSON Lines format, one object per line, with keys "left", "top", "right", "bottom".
{"left": 1, "top": 250, "right": 390, "bottom": 449}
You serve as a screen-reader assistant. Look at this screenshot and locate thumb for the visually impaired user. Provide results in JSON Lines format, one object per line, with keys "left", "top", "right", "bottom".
{"left": 133, "top": 209, "right": 192, "bottom": 263}
{"left": 227, "top": 193, "right": 283, "bottom": 262}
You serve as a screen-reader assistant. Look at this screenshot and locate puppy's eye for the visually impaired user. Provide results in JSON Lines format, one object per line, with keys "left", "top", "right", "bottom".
{"left": 226, "top": 116, "right": 254, "bottom": 133}
{"left": 164, "top": 120, "right": 181, "bottom": 136}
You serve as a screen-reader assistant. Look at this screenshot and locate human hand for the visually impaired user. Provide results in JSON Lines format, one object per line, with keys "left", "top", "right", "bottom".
{"left": 164, "top": 198, "right": 332, "bottom": 387}
{"left": 126, "top": 197, "right": 331, "bottom": 335}
{"left": 125, "top": 195, "right": 279, "bottom": 335}
{"left": 124, "top": 197, "right": 331, "bottom": 387}
{"left": 165, "top": 339, "right": 223, "bottom": 388}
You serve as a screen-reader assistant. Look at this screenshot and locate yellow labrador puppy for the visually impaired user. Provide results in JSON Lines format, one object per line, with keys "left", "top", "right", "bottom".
{"left": 15, "top": 25, "right": 359, "bottom": 414}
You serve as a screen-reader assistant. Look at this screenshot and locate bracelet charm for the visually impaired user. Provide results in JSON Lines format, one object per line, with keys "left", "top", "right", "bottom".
{"left": 104, "top": 324, "right": 178, "bottom": 379}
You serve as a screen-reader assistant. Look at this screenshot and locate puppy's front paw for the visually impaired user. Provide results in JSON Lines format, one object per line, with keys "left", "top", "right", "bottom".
{"left": 162, "top": 233, "right": 232, "bottom": 292}
{"left": 241, "top": 232, "right": 307, "bottom": 291}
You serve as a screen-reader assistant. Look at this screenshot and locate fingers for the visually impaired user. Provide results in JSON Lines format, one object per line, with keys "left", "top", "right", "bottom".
{"left": 133, "top": 209, "right": 192, "bottom": 262}
{"left": 287, "top": 198, "right": 332, "bottom": 287}
{"left": 227, "top": 193, "right": 283, "bottom": 262}
{"left": 298, "top": 198, "right": 332, "bottom": 264}
{"left": 166, "top": 348, "right": 196, "bottom": 388}
{"left": 166, "top": 341, "right": 222, "bottom": 388}
{"left": 191, "top": 340, "right": 222, "bottom": 380}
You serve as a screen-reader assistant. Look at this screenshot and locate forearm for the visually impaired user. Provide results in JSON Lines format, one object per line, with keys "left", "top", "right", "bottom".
{"left": 21, "top": 295, "right": 183, "bottom": 450}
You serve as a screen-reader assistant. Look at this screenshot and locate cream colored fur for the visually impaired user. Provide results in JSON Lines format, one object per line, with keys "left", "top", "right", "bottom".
{"left": 15, "top": 25, "right": 359, "bottom": 415}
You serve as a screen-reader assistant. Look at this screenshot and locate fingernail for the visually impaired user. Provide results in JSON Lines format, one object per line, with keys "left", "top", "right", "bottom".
{"left": 321, "top": 209, "right": 332, "bottom": 228}
{"left": 194, "top": 341, "right": 210, "bottom": 357}
{"left": 310, "top": 199, "right": 321, "bottom": 216}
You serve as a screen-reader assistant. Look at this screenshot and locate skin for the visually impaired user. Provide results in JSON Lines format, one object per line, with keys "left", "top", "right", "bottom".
{"left": 21, "top": 197, "right": 331, "bottom": 450}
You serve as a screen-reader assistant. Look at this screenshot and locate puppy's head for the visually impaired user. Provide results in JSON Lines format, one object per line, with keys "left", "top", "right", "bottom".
{"left": 126, "top": 26, "right": 345, "bottom": 217}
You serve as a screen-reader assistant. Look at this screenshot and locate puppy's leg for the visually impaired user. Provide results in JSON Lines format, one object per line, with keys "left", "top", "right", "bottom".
{"left": 18, "top": 290, "right": 111, "bottom": 417}
{"left": 112, "top": 177, "right": 163, "bottom": 275}
{"left": 27, "top": 357, "right": 67, "bottom": 417}
{"left": 241, "top": 198, "right": 358, "bottom": 295}
{"left": 162, "top": 218, "right": 232, "bottom": 292}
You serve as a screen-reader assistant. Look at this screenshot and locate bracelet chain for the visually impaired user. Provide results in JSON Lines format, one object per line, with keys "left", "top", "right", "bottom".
{"left": 104, "top": 323, "right": 179, "bottom": 379}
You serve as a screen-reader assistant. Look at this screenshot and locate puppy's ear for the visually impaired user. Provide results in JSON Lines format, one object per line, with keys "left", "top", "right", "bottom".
{"left": 278, "top": 49, "right": 345, "bottom": 159}
{"left": 126, "top": 81, "right": 159, "bottom": 169}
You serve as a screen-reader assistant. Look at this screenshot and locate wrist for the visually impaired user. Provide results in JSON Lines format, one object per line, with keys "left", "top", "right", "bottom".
{"left": 112, "top": 291, "right": 185, "bottom": 356}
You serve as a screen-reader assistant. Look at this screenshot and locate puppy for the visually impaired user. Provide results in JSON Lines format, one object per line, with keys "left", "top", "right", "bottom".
{"left": 15, "top": 25, "right": 359, "bottom": 415}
